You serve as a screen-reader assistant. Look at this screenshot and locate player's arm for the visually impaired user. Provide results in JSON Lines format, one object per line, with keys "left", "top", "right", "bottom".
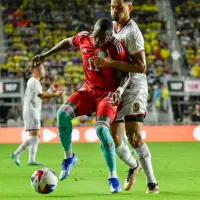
{"left": 92, "top": 50, "right": 146, "bottom": 73}
{"left": 92, "top": 32, "right": 146, "bottom": 73}
{"left": 108, "top": 51, "right": 146, "bottom": 73}
{"left": 38, "top": 90, "right": 63, "bottom": 99}
{"left": 32, "top": 38, "right": 73, "bottom": 62}
{"left": 118, "top": 72, "right": 131, "bottom": 94}
{"left": 112, "top": 72, "right": 131, "bottom": 106}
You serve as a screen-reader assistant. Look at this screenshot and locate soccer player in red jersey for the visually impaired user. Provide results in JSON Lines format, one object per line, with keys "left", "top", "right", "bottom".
{"left": 91, "top": 0, "right": 159, "bottom": 194}
{"left": 32, "top": 18, "right": 130, "bottom": 193}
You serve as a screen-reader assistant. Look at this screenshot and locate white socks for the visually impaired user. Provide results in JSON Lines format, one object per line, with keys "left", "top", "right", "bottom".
{"left": 64, "top": 149, "right": 73, "bottom": 159}
{"left": 14, "top": 136, "right": 39, "bottom": 163}
{"left": 135, "top": 143, "right": 157, "bottom": 184}
{"left": 28, "top": 136, "right": 39, "bottom": 163}
{"left": 115, "top": 142, "right": 138, "bottom": 169}
{"left": 108, "top": 170, "right": 118, "bottom": 178}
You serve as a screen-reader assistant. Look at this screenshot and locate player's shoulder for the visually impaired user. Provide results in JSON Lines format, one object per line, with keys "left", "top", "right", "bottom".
{"left": 27, "top": 77, "right": 40, "bottom": 86}
{"left": 108, "top": 36, "right": 124, "bottom": 53}
{"left": 125, "top": 19, "right": 143, "bottom": 37}
{"left": 127, "top": 19, "right": 140, "bottom": 30}
{"left": 77, "top": 31, "right": 92, "bottom": 38}
{"left": 27, "top": 77, "right": 34, "bottom": 84}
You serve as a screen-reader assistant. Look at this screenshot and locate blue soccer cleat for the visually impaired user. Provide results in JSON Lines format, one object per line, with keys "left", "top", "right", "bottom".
{"left": 11, "top": 153, "right": 20, "bottom": 166}
{"left": 59, "top": 153, "right": 78, "bottom": 181}
{"left": 108, "top": 178, "right": 122, "bottom": 194}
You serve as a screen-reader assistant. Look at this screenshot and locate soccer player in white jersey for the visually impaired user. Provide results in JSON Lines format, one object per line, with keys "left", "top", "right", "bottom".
{"left": 91, "top": 0, "right": 159, "bottom": 194}
{"left": 11, "top": 62, "right": 63, "bottom": 166}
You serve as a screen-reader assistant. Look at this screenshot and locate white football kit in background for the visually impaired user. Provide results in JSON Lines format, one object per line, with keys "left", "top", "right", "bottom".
{"left": 113, "top": 19, "right": 148, "bottom": 121}
{"left": 23, "top": 77, "right": 42, "bottom": 130}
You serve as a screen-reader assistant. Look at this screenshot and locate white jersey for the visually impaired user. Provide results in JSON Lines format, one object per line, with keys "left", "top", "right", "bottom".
{"left": 112, "top": 19, "right": 147, "bottom": 85}
{"left": 23, "top": 77, "right": 43, "bottom": 120}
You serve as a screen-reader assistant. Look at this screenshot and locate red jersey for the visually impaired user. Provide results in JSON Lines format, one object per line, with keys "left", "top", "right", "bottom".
{"left": 71, "top": 31, "right": 127, "bottom": 91}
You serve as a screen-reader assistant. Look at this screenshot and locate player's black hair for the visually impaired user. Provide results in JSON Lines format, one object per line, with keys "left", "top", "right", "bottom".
{"left": 95, "top": 18, "right": 113, "bottom": 33}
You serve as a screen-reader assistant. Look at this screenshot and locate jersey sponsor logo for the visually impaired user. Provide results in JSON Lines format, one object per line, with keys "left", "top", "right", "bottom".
{"left": 97, "top": 51, "right": 106, "bottom": 58}
{"left": 132, "top": 102, "right": 140, "bottom": 112}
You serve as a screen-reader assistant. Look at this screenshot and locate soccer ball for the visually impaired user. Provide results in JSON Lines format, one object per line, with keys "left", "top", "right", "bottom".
{"left": 30, "top": 168, "right": 58, "bottom": 194}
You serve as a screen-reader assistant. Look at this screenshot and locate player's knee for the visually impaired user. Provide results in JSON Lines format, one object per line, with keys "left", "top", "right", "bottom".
{"left": 96, "top": 125, "right": 114, "bottom": 150}
{"left": 112, "top": 133, "right": 122, "bottom": 147}
{"left": 96, "top": 125, "right": 107, "bottom": 141}
{"left": 57, "top": 108, "right": 71, "bottom": 127}
{"left": 126, "top": 131, "right": 143, "bottom": 148}
{"left": 110, "top": 124, "right": 123, "bottom": 147}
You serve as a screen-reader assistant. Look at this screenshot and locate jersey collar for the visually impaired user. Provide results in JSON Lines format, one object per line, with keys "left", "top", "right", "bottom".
{"left": 114, "top": 18, "right": 131, "bottom": 34}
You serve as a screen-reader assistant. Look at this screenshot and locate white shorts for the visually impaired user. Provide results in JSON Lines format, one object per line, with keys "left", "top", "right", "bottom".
{"left": 24, "top": 118, "right": 41, "bottom": 131}
{"left": 116, "top": 82, "right": 148, "bottom": 121}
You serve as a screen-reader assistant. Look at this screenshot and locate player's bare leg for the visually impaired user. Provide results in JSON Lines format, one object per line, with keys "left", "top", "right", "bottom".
{"left": 110, "top": 122, "right": 141, "bottom": 191}
{"left": 125, "top": 121, "right": 159, "bottom": 193}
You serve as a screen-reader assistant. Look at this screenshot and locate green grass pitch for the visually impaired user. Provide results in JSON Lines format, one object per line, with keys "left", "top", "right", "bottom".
{"left": 0, "top": 142, "right": 200, "bottom": 200}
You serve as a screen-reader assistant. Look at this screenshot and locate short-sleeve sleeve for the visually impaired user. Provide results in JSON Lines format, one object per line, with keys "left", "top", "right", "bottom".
{"left": 126, "top": 28, "right": 144, "bottom": 55}
{"left": 71, "top": 33, "right": 81, "bottom": 47}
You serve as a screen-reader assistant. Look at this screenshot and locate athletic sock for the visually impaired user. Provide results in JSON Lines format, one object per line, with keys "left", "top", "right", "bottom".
{"left": 116, "top": 142, "right": 138, "bottom": 169}
{"left": 135, "top": 143, "right": 157, "bottom": 183}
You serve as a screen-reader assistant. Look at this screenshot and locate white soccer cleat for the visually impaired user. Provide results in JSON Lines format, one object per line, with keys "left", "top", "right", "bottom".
{"left": 11, "top": 153, "right": 20, "bottom": 166}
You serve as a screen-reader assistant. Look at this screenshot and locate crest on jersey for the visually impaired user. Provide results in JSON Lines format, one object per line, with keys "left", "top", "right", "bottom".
{"left": 132, "top": 102, "right": 140, "bottom": 112}
{"left": 82, "top": 48, "right": 87, "bottom": 53}
{"left": 97, "top": 51, "right": 106, "bottom": 58}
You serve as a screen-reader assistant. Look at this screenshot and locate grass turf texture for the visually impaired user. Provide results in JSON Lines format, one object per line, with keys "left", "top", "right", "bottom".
{"left": 0, "top": 142, "right": 200, "bottom": 200}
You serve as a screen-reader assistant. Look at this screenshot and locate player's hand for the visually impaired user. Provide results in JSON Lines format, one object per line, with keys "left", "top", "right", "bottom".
{"left": 91, "top": 50, "right": 113, "bottom": 68}
{"left": 50, "top": 83, "right": 63, "bottom": 91}
{"left": 32, "top": 54, "right": 46, "bottom": 62}
{"left": 111, "top": 90, "right": 122, "bottom": 106}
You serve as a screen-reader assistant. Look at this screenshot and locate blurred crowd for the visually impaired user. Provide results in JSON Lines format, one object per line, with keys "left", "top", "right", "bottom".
{"left": 181, "top": 103, "right": 200, "bottom": 125}
{"left": 2, "top": 0, "right": 198, "bottom": 126}
{"left": 172, "top": 0, "right": 200, "bottom": 77}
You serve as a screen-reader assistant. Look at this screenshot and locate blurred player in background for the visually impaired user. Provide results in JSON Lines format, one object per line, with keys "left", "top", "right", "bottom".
{"left": 32, "top": 18, "right": 130, "bottom": 193}
{"left": 91, "top": 0, "right": 159, "bottom": 194}
{"left": 11, "top": 63, "right": 63, "bottom": 166}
